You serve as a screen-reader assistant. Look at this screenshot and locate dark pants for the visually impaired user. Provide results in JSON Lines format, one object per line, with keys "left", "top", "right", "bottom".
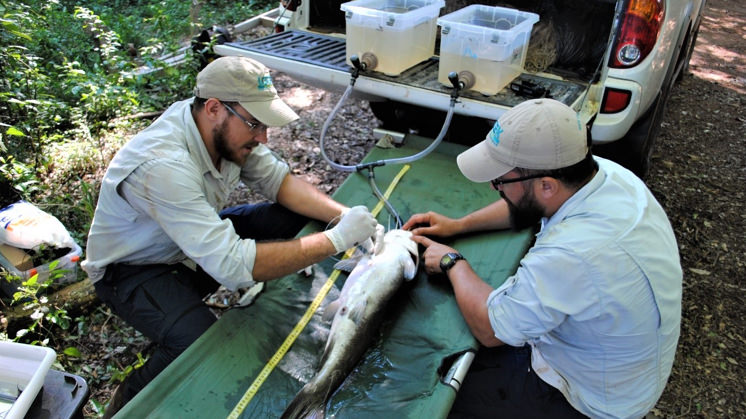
{"left": 94, "top": 203, "right": 309, "bottom": 404}
{"left": 448, "top": 345, "right": 587, "bottom": 419}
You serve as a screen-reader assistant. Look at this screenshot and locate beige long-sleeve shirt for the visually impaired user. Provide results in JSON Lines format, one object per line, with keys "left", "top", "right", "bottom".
{"left": 82, "top": 99, "right": 289, "bottom": 290}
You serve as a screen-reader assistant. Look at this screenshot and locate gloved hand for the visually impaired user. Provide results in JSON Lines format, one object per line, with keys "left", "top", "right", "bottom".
{"left": 324, "top": 205, "right": 378, "bottom": 253}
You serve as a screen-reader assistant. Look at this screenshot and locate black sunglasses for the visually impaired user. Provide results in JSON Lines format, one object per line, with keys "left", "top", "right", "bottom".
{"left": 490, "top": 173, "right": 552, "bottom": 189}
{"left": 221, "top": 102, "right": 267, "bottom": 133}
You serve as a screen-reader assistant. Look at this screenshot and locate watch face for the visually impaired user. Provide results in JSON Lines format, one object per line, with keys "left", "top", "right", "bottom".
{"left": 440, "top": 252, "right": 462, "bottom": 272}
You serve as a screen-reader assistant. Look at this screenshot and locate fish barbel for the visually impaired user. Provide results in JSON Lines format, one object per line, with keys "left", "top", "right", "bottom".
{"left": 281, "top": 229, "right": 419, "bottom": 419}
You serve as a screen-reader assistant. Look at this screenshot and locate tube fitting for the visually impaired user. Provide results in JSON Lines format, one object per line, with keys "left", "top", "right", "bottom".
{"left": 360, "top": 52, "right": 378, "bottom": 71}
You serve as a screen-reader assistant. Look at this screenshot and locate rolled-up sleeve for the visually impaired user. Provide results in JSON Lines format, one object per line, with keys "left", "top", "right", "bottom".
{"left": 121, "top": 158, "right": 257, "bottom": 291}
{"left": 487, "top": 247, "right": 596, "bottom": 346}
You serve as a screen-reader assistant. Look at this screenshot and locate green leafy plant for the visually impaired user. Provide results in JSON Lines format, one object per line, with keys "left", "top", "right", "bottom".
{"left": 7, "top": 260, "right": 73, "bottom": 346}
{"left": 0, "top": 155, "right": 41, "bottom": 199}
{"left": 109, "top": 352, "right": 148, "bottom": 384}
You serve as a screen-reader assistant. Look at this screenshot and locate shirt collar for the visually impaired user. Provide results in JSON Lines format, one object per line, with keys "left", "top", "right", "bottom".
{"left": 184, "top": 98, "right": 223, "bottom": 179}
{"left": 539, "top": 159, "right": 607, "bottom": 234}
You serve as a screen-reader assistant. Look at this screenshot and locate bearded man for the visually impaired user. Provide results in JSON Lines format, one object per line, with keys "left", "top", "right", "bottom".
{"left": 83, "top": 56, "right": 378, "bottom": 417}
{"left": 404, "top": 99, "right": 682, "bottom": 419}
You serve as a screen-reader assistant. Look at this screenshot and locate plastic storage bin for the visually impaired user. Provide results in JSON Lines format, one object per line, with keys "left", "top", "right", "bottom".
{"left": 0, "top": 242, "right": 82, "bottom": 297}
{"left": 26, "top": 369, "right": 89, "bottom": 419}
{"left": 0, "top": 341, "right": 56, "bottom": 419}
{"left": 341, "top": 0, "right": 445, "bottom": 76}
{"left": 438, "top": 5, "right": 539, "bottom": 95}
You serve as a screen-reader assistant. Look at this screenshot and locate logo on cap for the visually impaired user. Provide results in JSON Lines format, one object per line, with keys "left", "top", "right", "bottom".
{"left": 257, "top": 75, "right": 273, "bottom": 90}
{"left": 489, "top": 122, "right": 503, "bottom": 146}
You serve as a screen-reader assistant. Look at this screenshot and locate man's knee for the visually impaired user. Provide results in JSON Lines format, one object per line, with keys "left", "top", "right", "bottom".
{"left": 160, "top": 303, "right": 216, "bottom": 350}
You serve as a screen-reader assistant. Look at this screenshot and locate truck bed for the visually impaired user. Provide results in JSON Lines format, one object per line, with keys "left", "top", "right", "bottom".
{"left": 218, "top": 30, "right": 589, "bottom": 120}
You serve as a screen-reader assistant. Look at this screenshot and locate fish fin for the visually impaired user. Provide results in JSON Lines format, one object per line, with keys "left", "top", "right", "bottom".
{"left": 347, "top": 298, "right": 368, "bottom": 324}
{"left": 402, "top": 254, "right": 418, "bottom": 281}
{"left": 280, "top": 385, "right": 326, "bottom": 419}
{"left": 332, "top": 257, "right": 359, "bottom": 273}
{"left": 333, "top": 245, "right": 366, "bottom": 272}
{"left": 361, "top": 235, "right": 377, "bottom": 254}
{"left": 373, "top": 224, "right": 385, "bottom": 254}
{"left": 322, "top": 299, "right": 340, "bottom": 322}
{"left": 403, "top": 242, "right": 420, "bottom": 281}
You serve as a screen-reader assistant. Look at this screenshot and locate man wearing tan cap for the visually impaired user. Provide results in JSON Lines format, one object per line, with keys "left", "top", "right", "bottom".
{"left": 83, "top": 56, "right": 378, "bottom": 416}
{"left": 403, "top": 99, "right": 682, "bottom": 418}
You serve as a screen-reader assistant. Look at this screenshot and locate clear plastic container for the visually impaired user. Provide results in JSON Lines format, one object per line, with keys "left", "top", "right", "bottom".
{"left": 0, "top": 341, "right": 56, "bottom": 419}
{"left": 341, "top": 0, "right": 445, "bottom": 76}
{"left": 0, "top": 242, "right": 82, "bottom": 297}
{"left": 438, "top": 5, "right": 539, "bottom": 95}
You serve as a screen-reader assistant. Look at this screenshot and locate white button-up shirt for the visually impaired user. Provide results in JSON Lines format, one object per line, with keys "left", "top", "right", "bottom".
{"left": 82, "top": 99, "right": 289, "bottom": 290}
{"left": 487, "top": 157, "right": 682, "bottom": 418}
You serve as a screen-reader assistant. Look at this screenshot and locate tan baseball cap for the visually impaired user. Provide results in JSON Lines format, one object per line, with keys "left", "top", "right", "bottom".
{"left": 193, "top": 56, "right": 299, "bottom": 127}
{"left": 457, "top": 99, "right": 588, "bottom": 182}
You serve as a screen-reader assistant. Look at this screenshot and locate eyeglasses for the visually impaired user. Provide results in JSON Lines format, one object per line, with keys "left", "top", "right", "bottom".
{"left": 221, "top": 102, "right": 267, "bottom": 133}
{"left": 490, "top": 173, "right": 551, "bottom": 189}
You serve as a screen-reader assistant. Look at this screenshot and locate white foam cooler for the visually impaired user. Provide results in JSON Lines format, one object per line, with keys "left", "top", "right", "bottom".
{"left": 341, "top": 0, "right": 445, "bottom": 76}
{"left": 438, "top": 5, "right": 539, "bottom": 95}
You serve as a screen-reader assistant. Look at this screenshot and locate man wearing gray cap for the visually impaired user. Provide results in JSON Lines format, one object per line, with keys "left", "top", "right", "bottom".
{"left": 404, "top": 99, "right": 682, "bottom": 418}
{"left": 83, "top": 56, "right": 378, "bottom": 416}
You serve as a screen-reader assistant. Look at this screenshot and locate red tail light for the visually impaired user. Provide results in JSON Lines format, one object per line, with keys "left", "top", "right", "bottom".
{"left": 281, "top": 0, "right": 299, "bottom": 12}
{"left": 610, "top": 0, "right": 664, "bottom": 68}
{"left": 601, "top": 88, "right": 632, "bottom": 113}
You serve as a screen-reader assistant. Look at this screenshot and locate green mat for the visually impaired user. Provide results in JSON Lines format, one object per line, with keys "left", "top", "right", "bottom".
{"left": 116, "top": 136, "right": 533, "bottom": 418}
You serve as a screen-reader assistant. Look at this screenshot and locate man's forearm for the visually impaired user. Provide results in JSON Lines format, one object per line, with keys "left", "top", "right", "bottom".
{"left": 447, "top": 261, "right": 504, "bottom": 347}
{"left": 252, "top": 232, "right": 336, "bottom": 281}
{"left": 276, "top": 174, "right": 346, "bottom": 223}
{"left": 459, "top": 200, "right": 511, "bottom": 232}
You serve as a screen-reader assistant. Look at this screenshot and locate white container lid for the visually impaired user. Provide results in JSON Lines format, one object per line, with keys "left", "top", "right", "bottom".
{"left": 438, "top": 4, "right": 539, "bottom": 46}
{"left": 341, "top": 0, "right": 445, "bottom": 30}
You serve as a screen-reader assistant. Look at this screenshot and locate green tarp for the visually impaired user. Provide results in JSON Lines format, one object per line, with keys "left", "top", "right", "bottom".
{"left": 116, "top": 136, "right": 533, "bottom": 418}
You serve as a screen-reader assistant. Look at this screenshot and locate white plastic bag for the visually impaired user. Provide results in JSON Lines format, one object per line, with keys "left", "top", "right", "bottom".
{"left": 0, "top": 201, "right": 76, "bottom": 250}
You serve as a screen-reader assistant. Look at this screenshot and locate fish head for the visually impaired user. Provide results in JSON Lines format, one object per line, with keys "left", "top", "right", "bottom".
{"left": 382, "top": 229, "right": 419, "bottom": 280}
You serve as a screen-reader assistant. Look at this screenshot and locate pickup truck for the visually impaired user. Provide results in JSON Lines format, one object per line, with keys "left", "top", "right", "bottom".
{"left": 213, "top": 0, "right": 705, "bottom": 178}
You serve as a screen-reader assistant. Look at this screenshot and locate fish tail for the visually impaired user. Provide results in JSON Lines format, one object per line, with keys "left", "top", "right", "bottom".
{"left": 280, "top": 387, "right": 326, "bottom": 419}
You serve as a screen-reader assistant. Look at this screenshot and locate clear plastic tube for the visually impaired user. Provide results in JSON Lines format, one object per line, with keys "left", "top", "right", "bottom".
{"left": 318, "top": 75, "right": 457, "bottom": 228}
{"left": 319, "top": 84, "right": 456, "bottom": 172}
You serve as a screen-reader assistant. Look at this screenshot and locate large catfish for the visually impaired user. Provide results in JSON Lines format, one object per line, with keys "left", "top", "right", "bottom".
{"left": 281, "top": 229, "right": 419, "bottom": 419}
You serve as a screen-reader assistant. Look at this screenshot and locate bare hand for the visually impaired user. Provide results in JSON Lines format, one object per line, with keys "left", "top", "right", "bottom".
{"left": 402, "top": 211, "right": 459, "bottom": 237}
{"left": 411, "top": 235, "right": 458, "bottom": 275}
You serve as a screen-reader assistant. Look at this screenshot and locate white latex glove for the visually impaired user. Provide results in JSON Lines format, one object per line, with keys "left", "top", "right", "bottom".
{"left": 323, "top": 205, "right": 378, "bottom": 253}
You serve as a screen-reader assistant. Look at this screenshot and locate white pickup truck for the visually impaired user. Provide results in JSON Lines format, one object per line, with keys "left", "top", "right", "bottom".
{"left": 214, "top": 0, "right": 705, "bottom": 178}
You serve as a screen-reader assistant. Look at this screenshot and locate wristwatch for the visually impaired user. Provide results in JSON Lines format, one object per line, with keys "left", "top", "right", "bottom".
{"left": 439, "top": 252, "right": 465, "bottom": 273}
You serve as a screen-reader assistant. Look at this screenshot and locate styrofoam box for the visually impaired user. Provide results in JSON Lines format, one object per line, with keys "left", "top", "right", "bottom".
{"left": 0, "top": 341, "right": 56, "bottom": 419}
{"left": 438, "top": 5, "right": 539, "bottom": 95}
{"left": 341, "top": 0, "right": 445, "bottom": 76}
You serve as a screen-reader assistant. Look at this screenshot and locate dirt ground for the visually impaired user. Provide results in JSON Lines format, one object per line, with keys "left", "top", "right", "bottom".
{"left": 63, "top": 0, "right": 746, "bottom": 416}
{"left": 642, "top": 0, "right": 746, "bottom": 416}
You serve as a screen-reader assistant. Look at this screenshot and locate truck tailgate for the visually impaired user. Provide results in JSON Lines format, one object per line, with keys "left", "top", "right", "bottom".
{"left": 215, "top": 30, "right": 589, "bottom": 121}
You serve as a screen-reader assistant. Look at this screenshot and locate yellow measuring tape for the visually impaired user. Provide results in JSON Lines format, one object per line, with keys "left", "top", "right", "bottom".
{"left": 227, "top": 164, "right": 411, "bottom": 419}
